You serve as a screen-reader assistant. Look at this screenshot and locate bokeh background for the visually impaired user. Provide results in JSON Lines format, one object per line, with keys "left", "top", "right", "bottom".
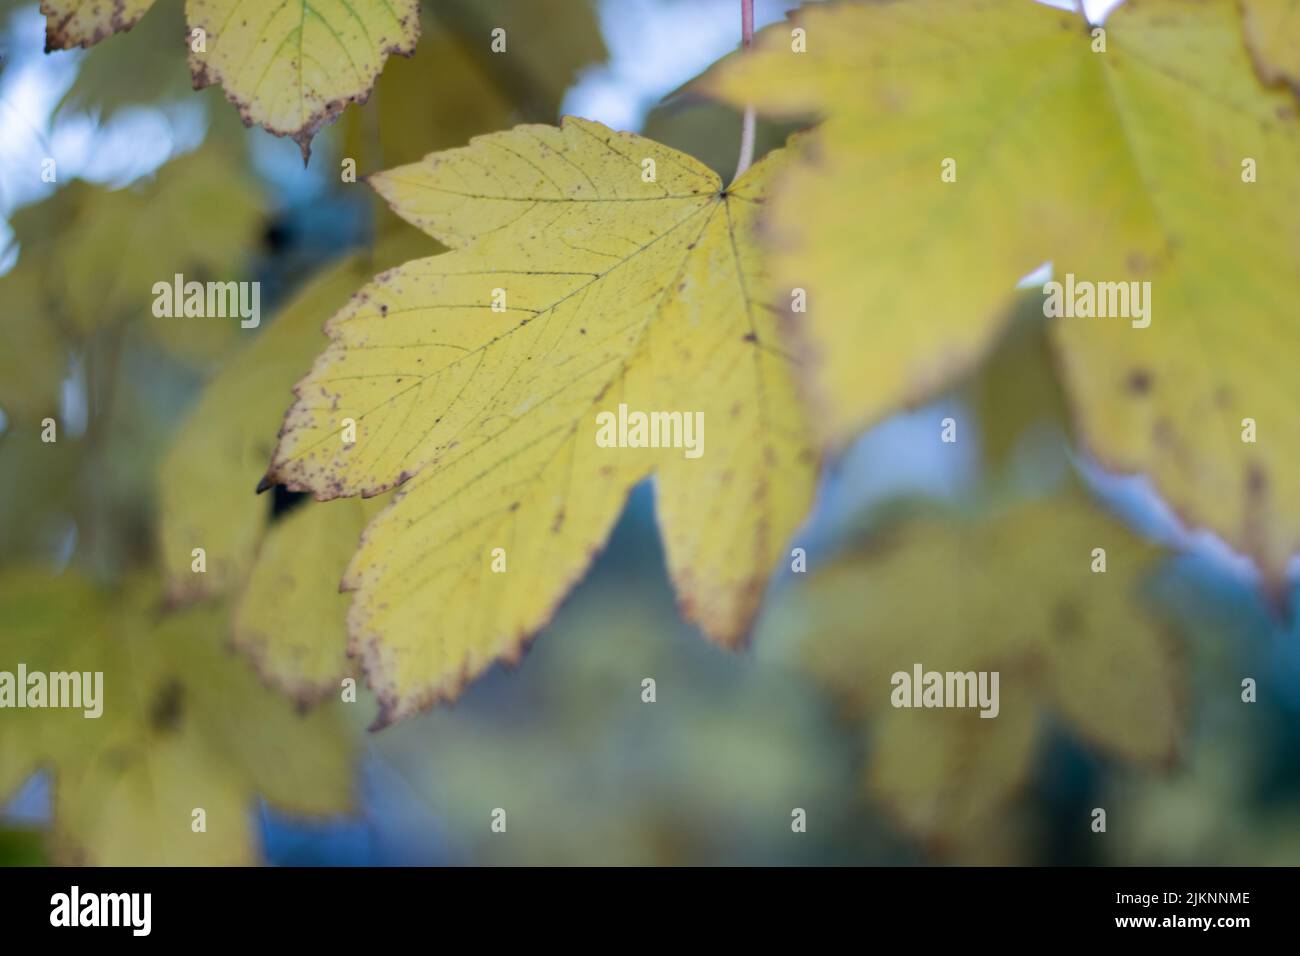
{"left": 2, "top": 0, "right": 1299, "bottom": 865}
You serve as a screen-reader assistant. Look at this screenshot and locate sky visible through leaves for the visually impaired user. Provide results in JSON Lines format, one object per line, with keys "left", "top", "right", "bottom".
{"left": 1, "top": 0, "right": 1299, "bottom": 869}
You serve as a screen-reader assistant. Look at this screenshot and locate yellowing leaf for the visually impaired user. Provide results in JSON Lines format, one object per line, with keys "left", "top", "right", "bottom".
{"left": 705, "top": 0, "right": 1300, "bottom": 589}
{"left": 1240, "top": 0, "right": 1300, "bottom": 90}
{"left": 264, "top": 118, "right": 816, "bottom": 726}
{"left": 40, "top": 0, "right": 157, "bottom": 50}
{"left": 794, "top": 492, "right": 1184, "bottom": 854}
{"left": 232, "top": 497, "right": 369, "bottom": 702}
{"left": 186, "top": 0, "right": 419, "bottom": 158}
{"left": 159, "top": 243, "right": 421, "bottom": 603}
{"left": 861, "top": 680, "right": 1040, "bottom": 855}
{"left": 40, "top": 0, "right": 420, "bottom": 156}
{"left": 0, "top": 569, "right": 355, "bottom": 865}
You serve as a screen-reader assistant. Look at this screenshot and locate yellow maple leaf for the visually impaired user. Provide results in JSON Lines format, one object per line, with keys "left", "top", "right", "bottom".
{"left": 40, "top": 0, "right": 158, "bottom": 47}
{"left": 790, "top": 492, "right": 1184, "bottom": 856}
{"left": 703, "top": 0, "right": 1300, "bottom": 591}
{"left": 232, "top": 496, "right": 370, "bottom": 701}
{"left": 40, "top": 0, "right": 420, "bottom": 157}
{"left": 0, "top": 569, "right": 355, "bottom": 865}
{"left": 158, "top": 241, "right": 427, "bottom": 706}
{"left": 263, "top": 118, "right": 817, "bottom": 726}
{"left": 157, "top": 249, "right": 408, "bottom": 603}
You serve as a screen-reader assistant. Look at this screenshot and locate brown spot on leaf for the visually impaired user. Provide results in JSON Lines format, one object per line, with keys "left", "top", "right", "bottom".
{"left": 1246, "top": 463, "right": 1267, "bottom": 498}
{"left": 150, "top": 679, "right": 185, "bottom": 733}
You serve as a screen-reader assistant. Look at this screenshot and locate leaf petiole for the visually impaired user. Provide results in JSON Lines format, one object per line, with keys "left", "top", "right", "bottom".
{"left": 730, "top": 0, "right": 756, "bottom": 186}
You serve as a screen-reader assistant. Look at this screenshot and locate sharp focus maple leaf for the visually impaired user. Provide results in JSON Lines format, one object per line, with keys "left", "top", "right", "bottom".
{"left": 0, "top": 570, "right": 355, "bottom": 865}
{"left": 263, "top": 118, "right": 817, "bottom": 727}
{"left": 791, "top": 491, "right": 1184, "bottom": 856}
{"left": 39, "top": 0, "right": 420, "bottom": 157}
{"left": 703, "top": 0, "right": 1300, "bottom": 592}
{"left": 159, "top": 250, "right": 427, "bottom": 704}
{"left": 158, "top": 249, "right": 417, "bottom": 604}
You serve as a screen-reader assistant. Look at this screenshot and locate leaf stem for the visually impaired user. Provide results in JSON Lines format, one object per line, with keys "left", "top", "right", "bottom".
{"left": 730, "top": 0, "right": 756, "bottom": 186}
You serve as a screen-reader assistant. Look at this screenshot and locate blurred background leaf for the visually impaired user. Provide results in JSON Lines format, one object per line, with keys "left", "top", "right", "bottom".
{"left": 785, "top": 490, "right": 1183, "bottom": 860}
{"left": 0, "top": 569, "right": 357, "bottom": 865}
{"left": 2, "top": 0, "right": 1298, "bottom": 867}
{"left": 54, "top": 2, "right": 196, "bottom": 123}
